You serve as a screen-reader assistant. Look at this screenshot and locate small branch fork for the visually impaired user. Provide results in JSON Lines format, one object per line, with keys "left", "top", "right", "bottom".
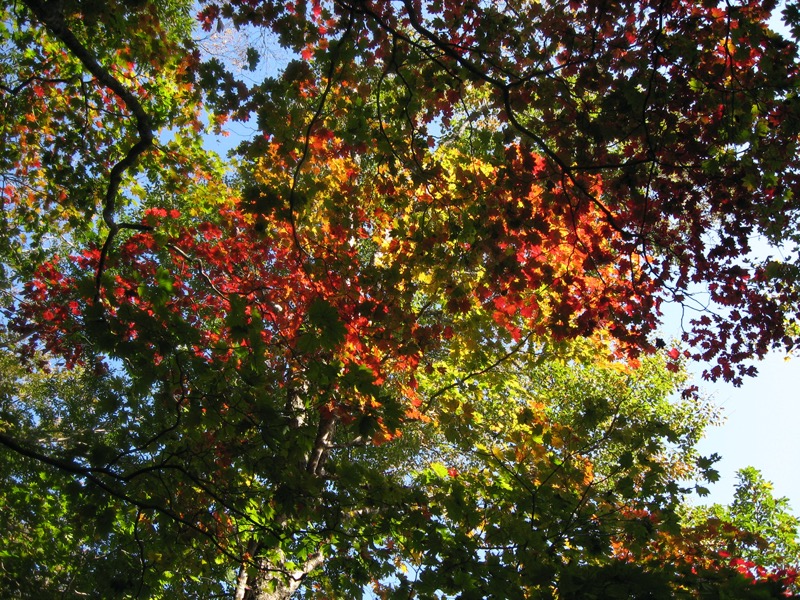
{"left": 21, "top": 0, "right": 155, "bottom": 302}
{"left": 0, "top": 74, "right": 77, "bottom": 95}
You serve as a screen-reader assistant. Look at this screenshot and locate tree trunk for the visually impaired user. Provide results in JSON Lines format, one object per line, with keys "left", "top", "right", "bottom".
{"left": 238, "top": 551, "right": 327, "bottom": 600}
{"left": 235, "top": 384, "right": 334, "bottom": 599}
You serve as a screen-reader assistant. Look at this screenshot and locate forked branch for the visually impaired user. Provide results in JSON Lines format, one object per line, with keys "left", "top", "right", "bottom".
{"left": 21, "top": 0, "right": 155, "bottom": 302}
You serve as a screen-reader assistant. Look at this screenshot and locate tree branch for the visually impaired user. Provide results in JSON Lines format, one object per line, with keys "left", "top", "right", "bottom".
{"left": 306, "top": 415, "right": 337, "bottom": 476}
{"left": 21, "top": 0, "right": 155, "bottom": 302}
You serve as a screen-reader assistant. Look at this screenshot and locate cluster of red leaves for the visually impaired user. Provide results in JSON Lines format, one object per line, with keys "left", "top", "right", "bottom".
{"left": 613, "top": 512, "right": 800, "bottom": 596}
{"left": 195, "top": 0, "right": 800, "bottom": 383}
{"left": 16, "top": 204, "right": 435, "bottom": 440}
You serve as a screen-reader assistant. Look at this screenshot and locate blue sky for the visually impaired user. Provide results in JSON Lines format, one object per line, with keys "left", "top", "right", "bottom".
{"left": 692, "top": 351, "right": 800, "bottom": 509}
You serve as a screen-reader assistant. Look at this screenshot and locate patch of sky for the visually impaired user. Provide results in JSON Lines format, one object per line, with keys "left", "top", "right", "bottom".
{"left": 658, "top": 229, "right": 800, "bottom": 510}
{"left": 194, "top": 17, "right": 297, "bottom": 159}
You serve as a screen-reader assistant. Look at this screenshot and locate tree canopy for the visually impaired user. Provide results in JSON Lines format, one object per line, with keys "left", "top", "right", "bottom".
{"left": 2, "top": 0, "right": 800, "bottom": 597}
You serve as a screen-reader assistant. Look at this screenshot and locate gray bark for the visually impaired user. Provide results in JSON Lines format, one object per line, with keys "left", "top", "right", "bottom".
{"left": 236, "top": 382, "right": 335, "bottom": 599}
{"left": 239, "top": 551, "right": 327, "bottom": 600}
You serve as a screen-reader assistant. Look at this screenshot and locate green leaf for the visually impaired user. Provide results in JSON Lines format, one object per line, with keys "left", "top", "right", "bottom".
{"left": 430, "top": 462, "right": 449, "bottom": 479}
{"left": 307, "top": 297, "right": 346, "bottom": 349}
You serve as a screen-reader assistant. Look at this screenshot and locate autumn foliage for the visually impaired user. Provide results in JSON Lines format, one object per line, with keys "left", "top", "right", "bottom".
{"left": 2, "top": 0, "right": 800, "bottom": 597}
